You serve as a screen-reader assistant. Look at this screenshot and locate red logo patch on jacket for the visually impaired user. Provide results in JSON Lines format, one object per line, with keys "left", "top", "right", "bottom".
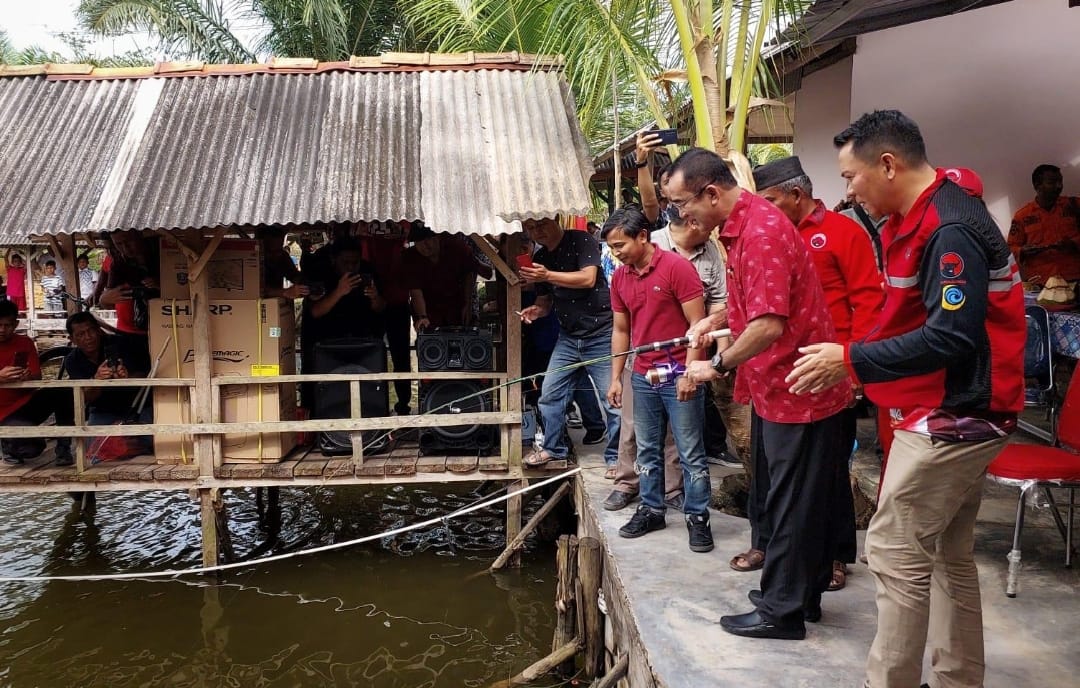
{"left": 940, "top": 252, "right": 964, "bottom": 278}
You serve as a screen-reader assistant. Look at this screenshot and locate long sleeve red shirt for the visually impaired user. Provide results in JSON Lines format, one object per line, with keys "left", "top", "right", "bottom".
{"left": 798, "top": 201, "right": 883, "bottom": 343}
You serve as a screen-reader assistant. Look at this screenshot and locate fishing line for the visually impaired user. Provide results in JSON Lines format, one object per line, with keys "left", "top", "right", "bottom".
{"left": 0, "top": 467, "right": 580, "bottom": 583}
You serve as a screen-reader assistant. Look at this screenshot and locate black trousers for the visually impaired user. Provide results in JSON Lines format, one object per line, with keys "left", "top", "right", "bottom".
{"left": 749, "top": 409, "right": 845, "bottom": 625}
{"left": 834, "top": 407, "right": 859, "bottom": 564}
{"left": 1, "top": 388, "right": 75, "bottom": 455}
{"left": 383, "top": 303, "right": 413, "bottom": 413}
{"left": 703, "top": 381, "right": 728, "bottom": 456}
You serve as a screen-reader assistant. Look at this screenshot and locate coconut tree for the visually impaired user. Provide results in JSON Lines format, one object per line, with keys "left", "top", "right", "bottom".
{"left": 76, "top": 0, "right": 414, "bottom": 63}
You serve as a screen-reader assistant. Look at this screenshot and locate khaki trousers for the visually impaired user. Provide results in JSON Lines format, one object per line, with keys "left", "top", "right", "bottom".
{"left": 612, "top": 369, "right": 682, "bottom": 498}
{"left": 864, "top": 429, "right": 1007, "bottom": 688}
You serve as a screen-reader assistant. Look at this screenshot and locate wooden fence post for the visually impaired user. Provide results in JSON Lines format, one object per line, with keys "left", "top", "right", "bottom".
{"left": 577, "top": 536, "right": 604, "bottom": 679}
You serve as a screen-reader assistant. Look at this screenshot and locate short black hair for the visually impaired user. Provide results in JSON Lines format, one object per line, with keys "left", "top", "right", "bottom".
{"left": 601, "top": 205, "right": 652, "bottom": 241}
{"left": 45, "top": 260, "right": 56, "bottom": 268}
{"left": 330, "top": 237, "right": 362, "bottom": 255}
{"left": 0, "top": 300, "right": 18, "bottom": 320}
{"left": 1032, "top": 164, "right": 1061, "bottom": 188}
{"left": 666, "top": 147, "right": 738, "bottom": 192}
{"left": 833, "top": 110, "right": 927, "bottom": 166}
{"left": 66, "top": 311, "right": 101, "bottom": 335}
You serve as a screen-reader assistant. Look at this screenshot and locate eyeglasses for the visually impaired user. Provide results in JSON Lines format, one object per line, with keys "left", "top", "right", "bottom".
{"left": 668, "top": 182, "right": 714, "bottom": 211}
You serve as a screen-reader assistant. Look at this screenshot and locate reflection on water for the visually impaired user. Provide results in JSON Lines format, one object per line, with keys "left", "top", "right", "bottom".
{"left": 0, "top": 484, "right": 559, "bottom": 687}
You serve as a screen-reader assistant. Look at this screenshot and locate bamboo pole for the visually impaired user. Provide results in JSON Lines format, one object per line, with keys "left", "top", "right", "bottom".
{"left": 487, "top": 639, "right": 581, "bottom": 688}
{"left": 552, "top": 534, "right": 579, "bottom": 678}
{"left": 591, "top": 653, "right": 629, "bottom": 688}
{"left": 490, "top": 482, "right": 571, "bottom": 571}
{"left": 577, "top": 536, "right": 604, "bottom": 679}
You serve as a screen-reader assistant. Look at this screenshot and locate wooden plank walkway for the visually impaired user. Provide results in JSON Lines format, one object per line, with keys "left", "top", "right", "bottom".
{"left": 0, "top": 440, "right": 573, "bottom": 492}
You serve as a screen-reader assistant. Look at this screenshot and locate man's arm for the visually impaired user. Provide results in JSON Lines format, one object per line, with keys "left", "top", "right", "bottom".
{"left": 607, "top": 310, "right": 631, "bottom": 408}
{"left": 849, "top": 224, "right": 988, "bottom": 383}
{"left": 838, "top": 224, "right": 884, "bottom": 341}
{"left": 635, "top": 132, "right": 665, "bottom": 224}
{"left": 520, "top": 264, "right": 599, "bottom": 290}
{"left": 680, "top": 297, "right": 707, "bottom": 364}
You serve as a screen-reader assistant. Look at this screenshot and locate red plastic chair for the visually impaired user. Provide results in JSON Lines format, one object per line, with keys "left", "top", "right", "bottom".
{"left": 988, "top": 371, "right": 1080, "bottom": 597}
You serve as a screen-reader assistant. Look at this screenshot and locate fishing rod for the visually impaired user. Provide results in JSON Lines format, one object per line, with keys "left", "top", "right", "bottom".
{"left": 358, "top": 328, "right": 734, "bottom": 454}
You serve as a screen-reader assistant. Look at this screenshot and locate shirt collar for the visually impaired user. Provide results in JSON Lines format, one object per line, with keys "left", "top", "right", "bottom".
{"left": 797, "top": 200, "right": 828, "bottom": 232}
{"left": 719, "top": 189, "right": 756, "bottom": 241}
{"left": 889, "top": 169, "right": 948, "bottom": 239}
{"left": 627, "top": 243, "right": 663, "bottom": 277}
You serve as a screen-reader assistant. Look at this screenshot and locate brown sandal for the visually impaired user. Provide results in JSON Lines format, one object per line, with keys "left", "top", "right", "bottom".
{"left": 729, "top": 548, "right": 765, "bottom": 572}
{"left": 524, "top": 448, "right": 554, "bottom": 467}
{"left": 828, "top": 561, "right": 848, "bottom": 591}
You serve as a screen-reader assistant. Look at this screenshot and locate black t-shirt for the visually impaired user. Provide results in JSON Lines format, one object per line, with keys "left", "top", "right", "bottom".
{"left": 64, "top": 335, "right": 144, "bottom": 415}
{"left": 534, "top": 230, "right": 613, "bottom": 339}
{"left": 305, "top": 259, "right": 385, "bottom": 342}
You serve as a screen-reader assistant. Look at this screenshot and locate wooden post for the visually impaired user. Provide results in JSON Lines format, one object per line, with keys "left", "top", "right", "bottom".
{"left": 591, "top": 653, "right": 629, "bottom": 688}
{"left": 503, "top": 233, "right": 523, "bottom": 470}
{"left": 552, "top": 534, "right": 579, "bottom": 678}
{"left": 577, "top": 536, "right": 604, "bottom": 679}
{"left": 184, "top": 230, "right": 222, "bottom": 477}
{"left": 349, "top": 379, "right": 365, "bottom": 466}
{"left": 491, "top": 481, "right": 571, "bottom": 571}
{"left": 57, "top": 234, "right": 80, "bottom": 314}
{"left": 199, "top": 487, "right": 220, "bottom": 569}
{"left": 504, "top": 478, "right": 526, "bottom": 569}
{"left": 72, "top": 387, "right": 86, "bottom": 473}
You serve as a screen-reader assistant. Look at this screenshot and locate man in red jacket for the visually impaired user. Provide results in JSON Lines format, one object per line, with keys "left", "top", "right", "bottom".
{"left": 788, "top": 110, "right": 1024, "bottom": 688}
{"left": 753, "top": 155, "right": 883, "bottom": 590}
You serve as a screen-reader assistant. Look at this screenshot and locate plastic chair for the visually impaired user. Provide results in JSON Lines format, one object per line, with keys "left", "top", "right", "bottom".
{"left": 988, "top": 370, "right": 1080, "bottom": 597}
{"left": 1017, "top": 305, "right": 1056, "bottom": 442}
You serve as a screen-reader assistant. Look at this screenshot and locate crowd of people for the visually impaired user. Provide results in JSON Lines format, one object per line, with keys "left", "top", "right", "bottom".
{"left": 516, "top": 110, "right": 1034, "bottom": 688}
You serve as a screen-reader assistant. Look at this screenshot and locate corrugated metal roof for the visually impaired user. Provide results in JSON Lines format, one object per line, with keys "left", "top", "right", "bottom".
{"left": 0, "top": 55, "right": 593, "bottom": 242}
{"left": 796, "top": 0, "right": 1012, "bottom": 45}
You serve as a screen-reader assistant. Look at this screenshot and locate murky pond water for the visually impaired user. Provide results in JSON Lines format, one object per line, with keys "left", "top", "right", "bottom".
{"left": 0, "top": 484, "right": 561, "bottom": 687}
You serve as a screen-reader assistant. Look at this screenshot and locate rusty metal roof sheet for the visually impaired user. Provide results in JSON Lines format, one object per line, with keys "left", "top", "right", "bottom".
{"left": 0, "top": 54, "right": 593, "bottom": 241}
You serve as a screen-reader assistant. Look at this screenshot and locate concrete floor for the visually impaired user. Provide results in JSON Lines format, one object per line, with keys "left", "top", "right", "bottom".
{"left": 574, "top": 421, "right": 1080, "bottom": 688}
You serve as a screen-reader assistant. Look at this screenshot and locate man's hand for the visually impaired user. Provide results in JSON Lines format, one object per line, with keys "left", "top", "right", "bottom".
{"left": 686, "top": 314, "right": 729, "bottom": 349}
{"left": 94, "top": 360, "right": 129, "bottom": 380}
{"left": 0, "top": 365, "right": 28, "bottom": 382}
{"left": 283, "top": 284, "right": 310, "bottom": 300}
{"left": 518, "top": 265, "right": 550, "bottom": 284}
{"left": 635, "top": 131, "right": 663, "bottom": 165}
{"left": 335, "top": 272, "right": 365, "bottom": 296}
{"left": 786, "top": 343, "right": 849, "bottom": 395}
{"left": 675, "top": 375, "right": 698, "bottom": 401}
{"left": 684, "top": 359, "right": 720, "bottom": 386}
{"left": 98, "top": 286, "right": 133, "bottom": 308}
{"left": 519, "top": 305, "right": 544, "bottom": 324}
{"left": 414, "top": 316, "right": 431, "bottom": 332}
{"left": 607, "top": 378, "right": 623, "bottom": 409}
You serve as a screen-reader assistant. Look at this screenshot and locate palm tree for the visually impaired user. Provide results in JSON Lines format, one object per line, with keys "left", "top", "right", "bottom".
{"left": 76, "top": 0, "right": 413, "bottom": 64}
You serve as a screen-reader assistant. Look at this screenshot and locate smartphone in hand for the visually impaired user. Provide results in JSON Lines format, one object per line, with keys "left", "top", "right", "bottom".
{"left": 13, "top": 351, "right": 29, "bottom": 369}
{"left": 655, "top": 128, "right": 678, "bottom": 145}
{"left": 515, "top": 254, "right": 534, "bottom": 269}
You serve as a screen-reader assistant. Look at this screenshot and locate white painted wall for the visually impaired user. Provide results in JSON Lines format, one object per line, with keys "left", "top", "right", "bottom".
{"left": 793, "top": 57, "right": 853, "bottom": 208}
{"left": 794, "top": 0, "right": 1080, "bottom": 231}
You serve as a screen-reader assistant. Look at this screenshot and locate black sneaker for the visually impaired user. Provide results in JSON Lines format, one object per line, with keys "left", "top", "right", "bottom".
{"left": 619, "top": 505, "right": 666, "bottom": 538}
{"left": 686, "top": 513, "right": 714, "bottom": 552}
{"left": 55, "top": 447, "right": 74, "bottom": 467}
{"left": 707, "top": 450, "right": 742, "bottom": 469}
{"left": 603, "top": 490, "right": 637, "bottom": 511}
{"left": 582, "top": 428, "right": 607, "bottom": 445}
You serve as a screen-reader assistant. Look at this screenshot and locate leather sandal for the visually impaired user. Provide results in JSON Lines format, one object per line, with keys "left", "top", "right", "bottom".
{"left": 729, "top": 548, "right": 765, "bottom": 572}
{"left": 524, "top": 448, "right": 555, "bottom": 467}
{"left": 828, "top": 561, "right": 848, "bottom": 591}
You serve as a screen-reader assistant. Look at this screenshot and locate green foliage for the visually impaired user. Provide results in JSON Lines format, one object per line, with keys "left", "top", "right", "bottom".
{"left": 0, "top": 26, "right": 154, "bottom": 66}
{"left": 748, "top": 142, "right": 792, "bottom": 166}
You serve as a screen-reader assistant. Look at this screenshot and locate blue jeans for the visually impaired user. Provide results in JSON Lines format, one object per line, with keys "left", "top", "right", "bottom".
{"left": 631, "top": 372, "right": 709, "bottom": 515}
{"left": 538, "top": 332, "right": 621, "bottom": 464}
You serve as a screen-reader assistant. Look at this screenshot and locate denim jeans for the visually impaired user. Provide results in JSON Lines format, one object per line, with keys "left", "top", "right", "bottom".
{"left": 631, "top": 372, "right": 709, "bottom": 515}
{"left": 538, "top": 332, "right": 621, "bottom": 464}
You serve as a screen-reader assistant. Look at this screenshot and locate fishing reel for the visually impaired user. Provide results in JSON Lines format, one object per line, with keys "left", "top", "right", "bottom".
{"left": 644, "top": 351, "right": 686, "bottom": 388}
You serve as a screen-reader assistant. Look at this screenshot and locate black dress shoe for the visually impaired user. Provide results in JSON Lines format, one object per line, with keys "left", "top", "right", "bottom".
{"left": 719, "top": 610, "right": 805, "bottom": 640}
{"left": 747, "top": 590, "right": 822, "bottom": 624}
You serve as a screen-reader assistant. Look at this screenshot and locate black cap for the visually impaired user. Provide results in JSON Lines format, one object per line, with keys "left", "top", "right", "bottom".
{"left": 408, "top": 224, "right": 436, "bottom": 243}
{"left": 752, "top": 156, "right": 806, "bottom": 190}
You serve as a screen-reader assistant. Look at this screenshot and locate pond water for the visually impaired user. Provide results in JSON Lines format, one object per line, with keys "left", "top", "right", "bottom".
{"left": 0, "top": 484, "right": 561, "bottom": 687}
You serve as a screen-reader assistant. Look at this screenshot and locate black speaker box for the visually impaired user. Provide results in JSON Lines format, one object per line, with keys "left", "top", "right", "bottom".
{"left": 418, "top": 379, "right": 497, "bottom": 455}
{"left": 313, "top": 338, "right": 390, "bottom": 455}
{"left": 416, "top": 326, "right": 494, "bottom": 372}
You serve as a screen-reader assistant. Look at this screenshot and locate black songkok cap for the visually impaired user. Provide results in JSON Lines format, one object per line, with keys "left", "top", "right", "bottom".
{"left": 752, "top": 156, "right": 806, "bottom": 190}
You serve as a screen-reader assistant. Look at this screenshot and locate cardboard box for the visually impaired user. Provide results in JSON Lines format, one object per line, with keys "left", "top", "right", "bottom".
{"left": 150, "top": 298, "right": 298, "bottom": 462}
{"left": 159, "top": 238, "right": 262, "bottom": 300}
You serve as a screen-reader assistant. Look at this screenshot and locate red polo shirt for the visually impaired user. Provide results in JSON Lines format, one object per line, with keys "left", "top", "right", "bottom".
{"left": 720, "top": 190, "right": 851, "bottom": 423}
{"left": 610, "top": 246, "right": 704, "bottom": 375}
{"left": 797, "top": 201, "right": 883, "bottom": 343}
{"left": 0, "top": 334, "right": 40, "bottom": 421}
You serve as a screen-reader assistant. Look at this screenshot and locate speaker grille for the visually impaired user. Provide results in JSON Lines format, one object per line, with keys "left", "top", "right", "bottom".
{"left": 419, "top": 380, "right": 496, "bottom": 453}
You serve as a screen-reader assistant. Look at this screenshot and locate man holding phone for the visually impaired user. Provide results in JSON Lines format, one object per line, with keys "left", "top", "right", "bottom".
{"left": 0, "top": 300, "right": 75, "bottom": 465}
{"left": 519, "top": 218, "right": 621, "bottom": 471}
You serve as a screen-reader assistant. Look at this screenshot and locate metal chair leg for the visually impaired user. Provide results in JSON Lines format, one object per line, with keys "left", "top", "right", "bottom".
{"left": 1006, "top": 487, "right": 1028, "bottom": 598}
{"left": 1044, "top": 487, "right": 1070, "bottom": 542}
{"left": 1067, "top": 487, "right": 1075, "bottom": 569}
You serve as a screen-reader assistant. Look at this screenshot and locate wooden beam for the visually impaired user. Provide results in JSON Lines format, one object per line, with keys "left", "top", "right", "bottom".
{"left": 491, "top": 481, "right": 571, "bottom": 570}
{"left": 185, "top": 231, "right": 216, "bottom": 476}
{"left": 552, "top": 534, "right": 579, "bottom": 678}
{"left": 349, "top": 380, "right": 365, "bottom": 466}
{"left": 470, "top": 235, "right": 520, "bottom": 286}
{"left": 72, "top": 386, "right": 86, "bottom": 473}
{"left": 578, "top": 537, "right": 604, "bottom": 679}
{"left": 591, "top": 653, "right": 629, "bottom": 688}
{"left": 504, "top": 478, "right": 527, "bottom": 568}
{"left": 199, "top": 487, "right": 220, "bottom": 569}
{"left": 186, "top": 228, "right": 226, "bottom": 284}
{"left": 487, "top": 639, "right": 581, "bottom": 688}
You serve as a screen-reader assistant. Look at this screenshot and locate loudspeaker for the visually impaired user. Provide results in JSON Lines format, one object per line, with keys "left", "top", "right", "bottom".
{"left": 417, "top": 327, "right": 494, "bottom": 372}
{"left": 313, "top": 338, "right": 390, "bottom": 455}
{"left": 418, "top": 380, "right": 497, "bottom": 455}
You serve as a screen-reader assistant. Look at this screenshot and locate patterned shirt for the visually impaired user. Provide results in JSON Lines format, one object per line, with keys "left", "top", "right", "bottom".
{"left": 719, "top": 190, "right": 851, "bottom": 423}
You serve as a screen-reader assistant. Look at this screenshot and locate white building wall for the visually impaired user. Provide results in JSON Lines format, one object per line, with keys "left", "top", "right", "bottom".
{"left": 795, "top": 0, "right": 1080, "bottom": 231}
{"left": 793, "top": 57, "right": 853, "bottom": 208}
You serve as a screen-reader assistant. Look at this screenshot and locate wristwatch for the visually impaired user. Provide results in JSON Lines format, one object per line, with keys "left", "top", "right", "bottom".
{"left": 635, "top": 159, "right": 648, "bottom": 168}
{"left": 710, "top": 351, "right": 727, "bottom": 372}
